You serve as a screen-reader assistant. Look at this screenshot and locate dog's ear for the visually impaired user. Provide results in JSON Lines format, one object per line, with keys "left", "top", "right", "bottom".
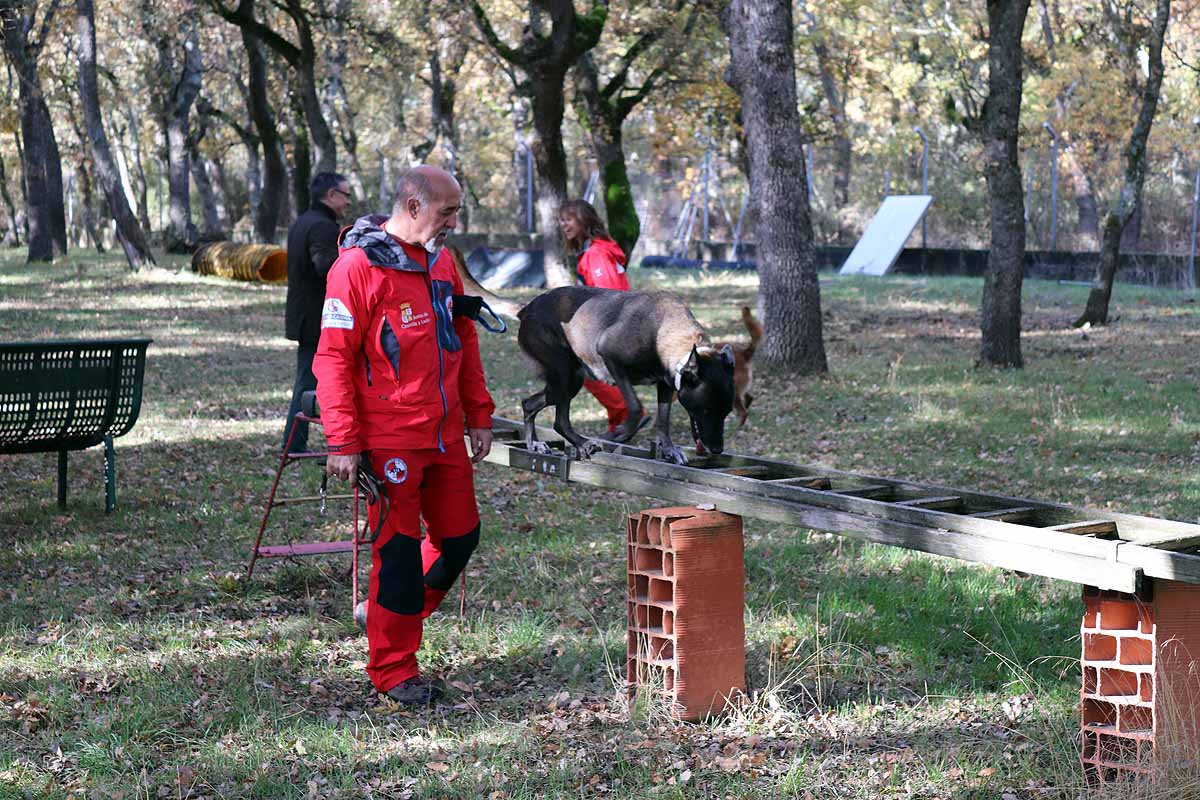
{"left": 719, "top": 344, "right": 735, "bottom": 370}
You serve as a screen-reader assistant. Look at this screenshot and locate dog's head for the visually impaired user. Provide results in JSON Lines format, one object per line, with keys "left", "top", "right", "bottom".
{"left": 677, "top": 345, "right": 736, "bottom": 456}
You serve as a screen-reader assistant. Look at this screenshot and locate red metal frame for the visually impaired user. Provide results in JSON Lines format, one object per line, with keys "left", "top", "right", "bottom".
{"left": 247, "top": 412, "right": 371, "bottom": 613}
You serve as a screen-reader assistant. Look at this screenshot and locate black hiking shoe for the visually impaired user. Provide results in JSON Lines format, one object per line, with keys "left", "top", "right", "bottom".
{"left": 384, "top": 676, "right": 444, "bottom": 706}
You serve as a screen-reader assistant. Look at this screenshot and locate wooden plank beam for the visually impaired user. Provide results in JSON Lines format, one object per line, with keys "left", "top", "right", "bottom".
{"left": 711, "top": 465, "right": 775, "bottom": 477}
{"left": 484, "top": 418, "right": 1200, "bottom": 582}
{"left": 554, "top": 457, "right": 1143, "bottom": 593}
{"left": 1048, "top": 520, "right": 1120, "bottom": 539}
{"left": 897, "top": 496, "right": 964, "bottom": 511}
{"left": 833, "top": 484, "right": 896, "bottom": 499}
{"left": 971, "top": 506, "right": 1039, "bottom": 522}
{"left": 579, "top": 447, "right": 1119, "bottom": 558}
{"left": 1115, "top": 544, "right": 1200, "bottom": 584}
{"left": 767, "top": 476, "right": 833, "bottom": 490}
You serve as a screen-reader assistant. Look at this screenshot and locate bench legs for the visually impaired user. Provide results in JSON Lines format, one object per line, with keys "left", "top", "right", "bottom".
{"left": 55, "top": 436, "right": 117, "bottom": 513}
{"left": 57, "top": 450, "right": 68, "bottom": 509}
{"left": 104, "top": 435, "right": 116, "bottom": 513}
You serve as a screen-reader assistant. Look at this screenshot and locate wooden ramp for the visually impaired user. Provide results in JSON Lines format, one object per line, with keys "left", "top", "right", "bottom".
{"left": 483, "top": 417, "right": 1200, "bottom": 593}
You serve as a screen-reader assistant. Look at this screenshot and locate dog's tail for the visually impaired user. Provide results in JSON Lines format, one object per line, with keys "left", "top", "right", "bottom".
{"left": 446, "top": 245, "right": 524, "bottom": 319}
{"left": 741, "top": 306, "right": 763, "bottom": 360}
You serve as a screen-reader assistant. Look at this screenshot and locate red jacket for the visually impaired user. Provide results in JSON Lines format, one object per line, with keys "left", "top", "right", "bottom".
{"left": 577, "top": 238, "right": 630, "bottom": 290}
{"left": 313, "top": 215, "right": 495, "bottom": 454}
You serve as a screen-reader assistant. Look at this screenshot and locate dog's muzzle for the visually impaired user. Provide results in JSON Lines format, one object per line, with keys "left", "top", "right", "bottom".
{"left": 691, "top": 415, "right": 722, "bottom": 456}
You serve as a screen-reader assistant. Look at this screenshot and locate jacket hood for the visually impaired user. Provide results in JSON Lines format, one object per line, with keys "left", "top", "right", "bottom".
{"left": 587, "top": 237, "right": 626, "bottom": 265}
{"left": 338, "top": 214, "right": 426, "bottom": 272}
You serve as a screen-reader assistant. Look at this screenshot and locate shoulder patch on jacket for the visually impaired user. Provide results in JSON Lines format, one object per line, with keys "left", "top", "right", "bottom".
{"left": 321, "top": 298, "right": 355, "bottom": 330}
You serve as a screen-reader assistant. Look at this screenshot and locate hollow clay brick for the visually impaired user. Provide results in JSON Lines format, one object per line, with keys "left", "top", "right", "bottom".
{"left": 626, "top": 506, "right": 745, "bottom": 720}
{"left": 1080, "top": 581, "right": 1200, "bottom": 783}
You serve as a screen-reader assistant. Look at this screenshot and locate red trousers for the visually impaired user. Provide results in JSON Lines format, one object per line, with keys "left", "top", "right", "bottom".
{"left": 364, "top": 440, "right": 480, "bottom": 692}
{"left": 584, "top": 379, "right": 629, "bottom": 431}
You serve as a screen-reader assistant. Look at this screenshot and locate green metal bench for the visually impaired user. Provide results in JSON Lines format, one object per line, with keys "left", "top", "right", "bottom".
{"left": 0, "top": 338, "right": 151, "bottom": 512}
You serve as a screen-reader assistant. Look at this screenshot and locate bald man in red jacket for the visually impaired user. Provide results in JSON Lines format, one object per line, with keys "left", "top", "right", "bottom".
{"left": 315, "top": 165, "right": 493, "bottom": 706}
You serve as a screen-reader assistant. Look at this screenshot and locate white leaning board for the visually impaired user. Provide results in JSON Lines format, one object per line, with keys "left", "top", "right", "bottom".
{"left": 839, "top": 195, "right": 933, "bottom": 276}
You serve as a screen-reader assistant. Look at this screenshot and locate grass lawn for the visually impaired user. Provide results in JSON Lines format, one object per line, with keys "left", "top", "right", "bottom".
{"left": 2, "top": 250, "right": 1199, "bottom": 798}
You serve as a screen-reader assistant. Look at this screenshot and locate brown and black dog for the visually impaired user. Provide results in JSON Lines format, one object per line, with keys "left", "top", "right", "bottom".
{"left": 517, "top": 287, "right": 736, "bottom": 465}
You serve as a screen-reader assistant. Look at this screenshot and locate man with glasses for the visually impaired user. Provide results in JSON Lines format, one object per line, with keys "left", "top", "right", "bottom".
{"left": 282, "top": 171, "right": 353, "bottom": 454}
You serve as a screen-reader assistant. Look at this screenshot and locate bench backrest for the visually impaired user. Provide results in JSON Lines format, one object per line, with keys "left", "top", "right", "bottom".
{"left": 0, "top": 339, "right": 151, "bottom": 454}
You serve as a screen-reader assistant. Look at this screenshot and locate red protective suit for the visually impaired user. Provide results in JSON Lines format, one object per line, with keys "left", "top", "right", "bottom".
{"left": 577, "top": 237, "right": 630, "bottom": 291}
{"left": 576, "top": 238, "right": 632, "bottom": 429}
{"left": 314, "top": 214, "right": 495, "bottom": 692}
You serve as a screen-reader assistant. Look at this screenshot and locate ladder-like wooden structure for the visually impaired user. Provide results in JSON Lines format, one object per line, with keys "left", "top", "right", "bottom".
{"left": 484, "top": 417, "right": 1200, "bottom": 594}
{"left": 484, "top": 417, "right": 1200, "bottom": 782}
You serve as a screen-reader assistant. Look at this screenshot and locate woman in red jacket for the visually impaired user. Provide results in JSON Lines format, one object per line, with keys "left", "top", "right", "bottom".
{"left": 558, "top": 199, "right": 642, "bottom": 433}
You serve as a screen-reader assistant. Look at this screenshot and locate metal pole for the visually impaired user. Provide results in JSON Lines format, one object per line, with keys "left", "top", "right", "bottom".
{"left": 158, "top": 158, "right": 165, "bottom": 232}
{"left": 524, "top": 143, "right": 534, "bottom": 233}
{"left": 584, "top": 170, "right": 599, "bottom": 205}
{"left": 732, "top": 193, "right": 748, "bottom": 261}
{"left": 702, "top": 145, "right": 711, "bottom": 245}
{"left": 914, "top": 126, "right": 929, "bottom": 249}
{"left": 805, "top": 145, "right": 815, "bottom": 199}
{"left": 1024, "top": 164, "right": 1033, "bottom": 225}
{"left": 1043, "top": 122, "right": 1059, "bottom": 251}
{"left": 1191, "top": 164, "right": 1199, "bottom": 292}
{"left": 1191, "top": 117, "right": 1200, "bottom": 291}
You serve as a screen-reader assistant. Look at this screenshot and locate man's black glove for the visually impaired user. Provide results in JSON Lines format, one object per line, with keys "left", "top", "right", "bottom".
{"left": 451, "top": 294, "right": 485, "bottom": 320}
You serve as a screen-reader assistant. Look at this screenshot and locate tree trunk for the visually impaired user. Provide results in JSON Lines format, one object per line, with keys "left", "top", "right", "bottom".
{"left": 123, "top": 106, "right": 153, "bottom": 232}
{"left": 574, "top": 52, "right": 640, "bottom": 257}
{"left": 286, "top": 0, "right": 335, "bottom": 174}
{"left": 0, "top": 147, "right": 20, "bottom": 246}
{"left": 39, "top": 91, "right": 68, "bottom": 255}
{"left": 191, "top": 150, "right": 224, "bottom": 239}
{"left": 1062, "top": 141, "right": 1100, "bottom": 245}
{"left": 527, "top": 66, "right": 573, "bottom": 285}
{"left": 977, "top": 0, "right": 1032, "bottom": 369}
{"left": 159, "top": 15, "right": 203, "bottom": 253}
{"left": 513, "top": 99, "right": 533, "bottom": 233}
{"left": 209, "top": 156, "right": 233, "bottom": 231}
{"left": 1075, "top": 0, "right": 1169, "bottom": 327}
{"left": 243, "top": 29, "right": 286, "bottom": 243}
{"left": 322, "top": 0, "right": 363, "bottom": 199}
{"left": 74, "top": 155, "right": 105, "bottom": 252}
{"left": 210, "top": 0, "right": 336, "bottom": 175}
{"left": 468, "top": 0, "right": 608, "bottom": 288}
{"left": 76, "top": 0, "right": 156, "bottom": 269}
{"left": 1, "top": 0, "right": 67, "bottom": 261}
{"left": 811, "top": 37, "right": 852, "bottom": 218}
{"left": 289, "top": 85, "right": 312, "bottom": 215}
{"left": 722, "top": 0, "right": 828, "bottom": 373}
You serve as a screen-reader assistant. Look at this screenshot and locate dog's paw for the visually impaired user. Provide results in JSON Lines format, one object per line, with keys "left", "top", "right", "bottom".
{"left": 658, "top": 445, "right": 688, "bottom": 465}
{"left": 527, "top": 441, "right": 553, "bottom": 455}
{"left": 581, "top": 439, "right": 603, "bottom": 458}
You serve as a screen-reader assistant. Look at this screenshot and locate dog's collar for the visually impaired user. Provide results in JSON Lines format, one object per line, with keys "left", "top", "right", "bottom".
{"left": 674, "top": 359, "right": 687, "bottom": 391}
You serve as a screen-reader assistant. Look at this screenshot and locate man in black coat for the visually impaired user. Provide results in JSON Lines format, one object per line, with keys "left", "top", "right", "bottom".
{"left": 282, "top": 171, "right": 352, "bottom": 454}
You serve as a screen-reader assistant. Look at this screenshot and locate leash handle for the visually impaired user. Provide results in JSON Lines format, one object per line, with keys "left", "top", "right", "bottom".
{"left": 476, "top": 300, "right": 507, "bottom": 334}
{"left": 356, "top": 460, "right": 389, "bottom": 543}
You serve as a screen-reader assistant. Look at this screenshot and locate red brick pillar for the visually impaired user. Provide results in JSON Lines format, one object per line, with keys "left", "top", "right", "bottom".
{"left": 1081, "top": 581, "right": 1200, "bottom": 783}
{"left": 626, "top": 506, "right": 745, "bottom": 720}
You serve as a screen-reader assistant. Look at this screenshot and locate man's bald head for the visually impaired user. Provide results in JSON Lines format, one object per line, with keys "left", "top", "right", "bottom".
{"left": 386, "top": 165, "right": 463, "bottom": 251}
{"left": 392, "top": 165, "right": 461, "bottom": 215}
